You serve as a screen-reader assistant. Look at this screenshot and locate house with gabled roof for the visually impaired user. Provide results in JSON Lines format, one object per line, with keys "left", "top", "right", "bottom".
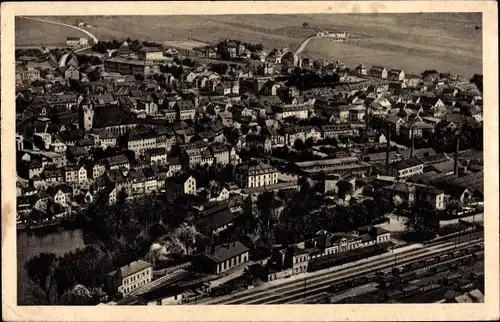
{"left": 192, "top": 241, "right": 250, "bottom": 275}
{"left": 370, "top": 65, "right": 388, "bottom": 79}
{"left": 106, "top": 260, "right": 153, "bottom": 297}
{"left": 388, "top": 69, "right": 405, "bottom": 82}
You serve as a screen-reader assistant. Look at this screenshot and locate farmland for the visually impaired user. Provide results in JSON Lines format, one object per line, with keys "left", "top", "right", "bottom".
{"left": 16, "top": 13, "right": 482, "bottom": 76}
{"left": 15, "top": 17, "right": 88, "bottom": 47}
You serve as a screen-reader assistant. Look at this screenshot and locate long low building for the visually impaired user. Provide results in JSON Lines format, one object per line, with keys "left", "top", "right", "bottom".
{"left": 290, "top": 157, "right": 372, "bottom": 177}
{"left": 104, "top": 57, "right": 154, "bottom": 77}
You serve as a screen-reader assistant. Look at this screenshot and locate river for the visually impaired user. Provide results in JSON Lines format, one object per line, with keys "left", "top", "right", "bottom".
{"left": 17, "top": 229, "right": 87, "bottom": 304}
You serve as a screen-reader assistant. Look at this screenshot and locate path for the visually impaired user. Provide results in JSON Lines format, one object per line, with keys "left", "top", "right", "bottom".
{"left": 18, "top": 16, "right": 99, "bottom": 52}
{"left": 293, "top": 35, "right": 318, "bottom": 60}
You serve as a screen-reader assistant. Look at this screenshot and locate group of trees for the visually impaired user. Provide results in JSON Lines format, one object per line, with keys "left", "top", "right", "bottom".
{"left": 25, "top": 190, "right": 210, "bottom": 304}
{"left": 470, "top": 73, "right": 483, "bottom": 92}
{"left": 429, "top": 121, "right": 483, "bottom": 153}
{"left": 91, "top": 38, "right": 162, "bottom": 55}
{"left": 404, "top": 201, "right": 440, "bottom": 240}
{"left": 286, "top": 70, "right": 341, "bottom": 90}
{"left": 25, "top": 246, "right": 109, "bottom": 305}
{"left": 215, "top": 40, "right": 264, "bottom": 60}
{"left": 232, "top": 179, "right": 395, "bottom": 247}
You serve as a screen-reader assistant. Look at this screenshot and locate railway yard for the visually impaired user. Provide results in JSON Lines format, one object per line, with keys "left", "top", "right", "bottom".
{"left": 193, "top": 232, "right": 483, "bottom": 305}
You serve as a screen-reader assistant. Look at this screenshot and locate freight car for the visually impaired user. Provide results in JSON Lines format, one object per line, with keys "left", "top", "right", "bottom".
{"left": 443, "top": 273, "right": 462, "bottom": 286}
{"left": 439, "top": 253, "right": 453, "bottom": 262}
{"left": 425, "top": 257, "right": 438, "bottom": 266}
{"left": 398, "top": 271, "right": 417, "bottom": 284}
{"left": 384, "top": 289, "right": 404, "bottom": 301}
{"left": 379, "top": 275, "right": 400, "bottom": 288}
{"left": 402, "top": 285, "right": 420, "bottom": 297}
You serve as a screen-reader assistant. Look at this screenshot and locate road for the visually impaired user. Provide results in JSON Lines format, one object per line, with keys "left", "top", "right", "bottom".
{"left": 293, "top": 36, "right": 318, "bottom": 60}
{"left": 194, "top": 232, "right": 482, "bottom": 305}
{"left": 18, "top": 16, "right": 99, "bottom": 52}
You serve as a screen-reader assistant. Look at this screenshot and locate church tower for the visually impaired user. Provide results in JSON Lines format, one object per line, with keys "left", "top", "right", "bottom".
{"left": 78, "top": 98, "right": 94, "bottom": 132}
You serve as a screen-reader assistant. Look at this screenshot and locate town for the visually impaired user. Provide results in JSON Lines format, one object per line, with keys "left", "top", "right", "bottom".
{"left": 16, "top": 29, "right": 484, "bottom": 306}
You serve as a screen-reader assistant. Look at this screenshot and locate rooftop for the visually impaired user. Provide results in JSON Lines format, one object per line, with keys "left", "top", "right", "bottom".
{"left": 202, "top": 242, "right": 250, "bottom": 264}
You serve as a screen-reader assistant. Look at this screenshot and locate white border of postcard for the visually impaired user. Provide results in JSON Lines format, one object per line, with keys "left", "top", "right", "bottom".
{"left": 2, "top": 1, "right": 499, "bottom": 321}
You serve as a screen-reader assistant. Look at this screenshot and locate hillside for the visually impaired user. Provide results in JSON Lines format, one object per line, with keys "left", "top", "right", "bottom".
{"left": 16, "top": 13, "right": 482, "bottom": 76}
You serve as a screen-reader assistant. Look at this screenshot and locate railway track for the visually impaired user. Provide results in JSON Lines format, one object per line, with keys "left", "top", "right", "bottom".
{"left": 199, "top": 237, "right": 482, "bottom": 305}
{"left": 297, "top": 250, "right": 484, "bottom": 304}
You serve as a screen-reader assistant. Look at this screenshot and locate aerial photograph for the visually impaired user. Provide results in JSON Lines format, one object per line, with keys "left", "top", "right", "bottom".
{"left": 15, "top": 13, "right": 484, "bottom": 306}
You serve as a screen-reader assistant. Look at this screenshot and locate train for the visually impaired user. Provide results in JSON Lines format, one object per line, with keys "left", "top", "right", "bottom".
{"left": 323, "top": 243, "right": 482, "bottom": 299}
{"left": 209, "top": 276, "right": 249, "bottom": 297}
{"left": 326, "top": 274, "right": 378, "bottom": 293}
{"left": 308, "top": 244, "right": 388, "bottom": 273}
{"left": 378, "top": 245, "right": 482, "bottom": 288}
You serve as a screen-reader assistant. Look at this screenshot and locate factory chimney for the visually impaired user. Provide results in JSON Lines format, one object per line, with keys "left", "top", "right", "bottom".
{"left": 454, "top": 132, "right": 460, "bottom": 175}
{"left": 410, "top": 126, "right": 415, "bottom": 158}
{"left": 385, "top": 126, "right": 391, "bottom": 175}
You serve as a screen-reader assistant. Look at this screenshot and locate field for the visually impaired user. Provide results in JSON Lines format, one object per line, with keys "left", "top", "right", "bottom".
{"left": 16, "top": 13, "right": 482, "bottom": 77}
{"left": 15, "top": 17, "right": 88, "bottom": 47}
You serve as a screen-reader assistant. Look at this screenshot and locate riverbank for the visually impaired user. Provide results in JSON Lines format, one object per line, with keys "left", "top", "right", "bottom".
{"left": 17, "top": 216, "right": 81, "bottom": 233}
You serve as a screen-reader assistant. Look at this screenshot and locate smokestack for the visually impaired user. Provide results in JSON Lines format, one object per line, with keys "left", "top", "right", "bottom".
{"left": 365, "top": 108, "right": 370, "bottom": 130}
{"left": 385, "top": 126, "right": 391, "bottom": 175}
{"left": 410, "top": 126, "right": 414, "bottom": 158}
{"left": 454, "top": 132, "right": 460, "bottom": 175}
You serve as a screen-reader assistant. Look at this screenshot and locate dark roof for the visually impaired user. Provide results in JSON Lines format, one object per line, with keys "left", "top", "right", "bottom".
{"left": 202, "top": 242, "right": 249, "bottom": 264}
{"left": 170, "top": 173, "right": 192, "bottom": 185}
{"left": 93, "top": 105, "right": 136, "bottom": 128}
{"left": 116, "top": 260, "right": 152, "bottom": 278}
{"left": 390, "top": 157, "right": 423, "bottom": 170}
{"left": 139, "top": 47, "right": 163, "bottom": 53}
{"left": 104, "top": 154, "right": 129, "bottom": 166}
{"left": 196, "top": 207, "right": 234, "bottom": 233}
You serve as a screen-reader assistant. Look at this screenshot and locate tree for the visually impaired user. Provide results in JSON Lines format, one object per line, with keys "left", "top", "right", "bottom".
{"left": 25, "top": 253, "right": 58, "bottom": 304}
{"left": 446, "top": 199, "right": 462, "bottom": 216}
{"left": 470, "top": 73, "right": 483, "bottom": 92}
{"left": 304, "top": 137, "right": 315, "bottom": 148}
{"left": 294, "top": 138, "right": 305, "bottom": 151}
{"left": 59, "top": 284, "right": 93, "bottom": 305}
{"left": 337, "top": 180, "right": 354, "bottom": 200}
{"left": 174, "top": 223, "right": 202, "bottom": 255}
{"left": 406, "top": 201, "right": 439, "bottom": 235}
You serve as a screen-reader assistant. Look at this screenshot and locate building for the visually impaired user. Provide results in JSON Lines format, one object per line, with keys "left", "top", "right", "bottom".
{"left": 16, "top": 64, "right": 41, "bottom": 82}
{"left": 291, "top": 157, "right": 372, "bottom": 177}
{"left": 104, "top": 57, "right": 151, "bottom": 77}
{"left": 106, "top": 260, "right": 153, "bottom": 297}
{"left": 370, "top": 66, "right": 388, "bottom": 79}
{"left": 387, "top": 158, "right": 424, "bottom": 179}
{"left": 316, "top": 31, "right": 349, "bottom": 42}
{"left": 215, "top": 82, "right": 240, "bottom": 96}
{"left": 382, "top": 182, "right": 446, "bottom": 210}
{"left": 124, "top": 128, "right": 158, "bottom": 157}
{"left": 64, "top": 164, "right": 87, "bottom": 183}
{"left": 320, "top": 124, "right": 353, "bottom": 139}
{"left": 354, "top": 64, "right": 368, "bottom": 76}
{"left": 388, "top": 69, "right": 405, "bottom": 82}
{"left": 137, "top": 47, "right": 167, "bottom": 65}
{"left": 235, "top": 163, "right": 279, "bottom": 189}
{"left": 103, "top": 154, "right": 130, "bottom": 170}
{"left": 349, "top": 105, "right": 366, "bottom": 122}
{"left": 176, "top": 100, "right": 196, "bottom": 121}
{"left": 192, "top": 242, "right": 250, "bottom": 275}
{"left": 64, "top": 65, "right": 80, "bottom": 80}
{"left": 66, "top": 37, "right": 88, "bottom": 47}
{"left": 144, "top": 148, "right": 168, "bottom": 165}
{"left": 166, "top": 173, "right": 196, "bottom": 199}
{"left": 275, "top": 104, "right": 310, "bottom": 120}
